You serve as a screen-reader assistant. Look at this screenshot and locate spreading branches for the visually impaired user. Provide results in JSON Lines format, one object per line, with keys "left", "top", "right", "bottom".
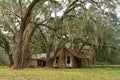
{"left": 21, "top": 0, "right": 46, "bottom": 33}
{"left": 61, "top": 0, "right": 85, "bottom": 20}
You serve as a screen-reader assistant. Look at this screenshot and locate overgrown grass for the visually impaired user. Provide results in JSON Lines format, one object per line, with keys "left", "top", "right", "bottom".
{"left": 0, "top": 66, "right": 120, "bottom": 80}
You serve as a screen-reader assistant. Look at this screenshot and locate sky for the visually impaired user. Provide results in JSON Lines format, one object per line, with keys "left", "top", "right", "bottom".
{"left": 51, "top": 1, "right": 120, "bottom": 18}
{"left": 116, "top": 5, "right": 120, "bottom": 17}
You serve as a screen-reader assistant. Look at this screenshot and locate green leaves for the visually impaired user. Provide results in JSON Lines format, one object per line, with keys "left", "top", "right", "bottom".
{"left": 32, "top": 42, "right": 42, "bottom": 54}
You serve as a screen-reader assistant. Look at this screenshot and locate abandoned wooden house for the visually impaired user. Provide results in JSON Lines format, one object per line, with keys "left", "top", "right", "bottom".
{"left": 26, "top": 53, "right": 47, "bottom": 68}
{"left": 26, "top": 46, "right": 93, "bottom": 68}
{"left": 53, "top": 46, "right": 92, "bottom": 68}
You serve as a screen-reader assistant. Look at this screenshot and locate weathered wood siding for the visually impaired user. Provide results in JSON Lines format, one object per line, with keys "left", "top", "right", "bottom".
{"left": 25, "top": 59, "right": 37, "bottom": 68}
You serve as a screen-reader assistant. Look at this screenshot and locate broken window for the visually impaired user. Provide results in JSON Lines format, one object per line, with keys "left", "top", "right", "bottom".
{"left": 67, "top": 56, "right": 71, "bottom": 64}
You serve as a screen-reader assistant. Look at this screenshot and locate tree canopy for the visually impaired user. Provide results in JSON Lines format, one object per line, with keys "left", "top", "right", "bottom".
{"left": 0, "top": 0, "right": 120, "bottom": 69}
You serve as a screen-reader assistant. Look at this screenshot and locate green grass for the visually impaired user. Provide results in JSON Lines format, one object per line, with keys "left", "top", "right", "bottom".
{"left": 0, "top": 66, "right": 120, "bottom": 80}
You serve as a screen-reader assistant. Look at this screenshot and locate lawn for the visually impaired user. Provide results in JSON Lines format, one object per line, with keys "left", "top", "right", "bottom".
{"left": 0, "top": 66, "right": 120, "bottom": 80}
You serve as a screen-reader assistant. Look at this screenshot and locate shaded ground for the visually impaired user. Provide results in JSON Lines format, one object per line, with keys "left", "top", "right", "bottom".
{"left": 0, "top": 66, "right": 120, "bottom": 80}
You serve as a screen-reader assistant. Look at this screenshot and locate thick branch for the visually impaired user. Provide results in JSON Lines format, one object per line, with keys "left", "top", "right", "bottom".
{"left": 61, "top": 0, "right": 85, "bottom": 20}
{"left": 21, "top": 0, "right": 46, "bottom": 33}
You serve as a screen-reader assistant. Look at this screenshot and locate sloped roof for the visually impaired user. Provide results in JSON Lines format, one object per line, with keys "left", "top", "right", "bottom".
{"left": 63, "top": 47, "right": 91, "bottom": 58}
{"left": 31, "top": 53, "right": 47, "bottom": 59}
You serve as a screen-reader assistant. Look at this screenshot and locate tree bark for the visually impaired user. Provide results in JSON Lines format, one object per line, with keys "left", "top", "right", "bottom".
{"left": 13, "top": 33, "right": 23, "bottom": 69}
{"left": 13, "top": 0, "right": 44, "bottom": 69}
{"left": 46, "top": 51, "right": 50, "bottom": 67}
{"left": 5, "top": 46, "right": 14, "bottom": 67}
{"left": 6, "top": 45, "right": 14, "bottom": 67}
{"left": 59, "top": 46, "right": 65, "bottom": 68}
{"left": 46, "top": 44, "right": 51, "bottom": 67}
{"left": 8, "top": 54, "right": 14, "bottom": 67}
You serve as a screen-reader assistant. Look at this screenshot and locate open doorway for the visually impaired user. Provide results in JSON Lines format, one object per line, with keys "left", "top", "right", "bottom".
{"left": 37, "top": 60, "right": 46, "bottom": 67}
{"left": 74, "top": 57, "right": 82, "bottom": 67}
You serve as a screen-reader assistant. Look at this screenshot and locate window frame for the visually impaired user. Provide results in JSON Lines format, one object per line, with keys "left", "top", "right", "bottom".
{"left": 66, "top": 56, "right": 71, "bottom": 64}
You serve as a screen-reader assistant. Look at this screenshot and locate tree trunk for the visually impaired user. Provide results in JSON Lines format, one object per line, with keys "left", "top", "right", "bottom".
{"left": 8, "top": 54, "right": 14, "bottom": 67}
{"left": 46, "top": 53, "right": 50, "bottom": 67}
{"left": 13, "top": 33, "right": 23, "bottom": 69}
{"left": 4, "top": 40, "right": 14, "bottom": 67}
{"left": 46, "top": 45, "right": 51, "bottom": 67}
{"left": 59, "top": 46, "right": 65, "bottom": 68}
{"left": 5, "top": 49, "right": 14, "bottom": 67}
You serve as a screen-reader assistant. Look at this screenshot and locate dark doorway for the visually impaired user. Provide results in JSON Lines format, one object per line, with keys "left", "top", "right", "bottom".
{"left": 74, "top": 57, "right": 82, "bottom": 67}
{"left": 55, "top": 56, "right": 59, "bottom": 63}
{"left": 37, "top": 60, "right": 46, "bottom": 67}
